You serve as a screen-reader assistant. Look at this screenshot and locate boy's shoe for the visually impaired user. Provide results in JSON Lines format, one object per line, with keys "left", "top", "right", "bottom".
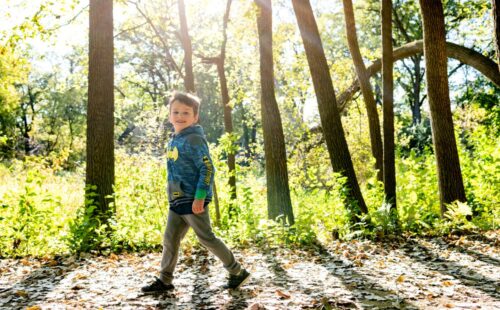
{"left": 223, "top": 269, "right": 250, "bottom": 290}
{"left": 141, "top": 277, "right": 174, "bottom": 294}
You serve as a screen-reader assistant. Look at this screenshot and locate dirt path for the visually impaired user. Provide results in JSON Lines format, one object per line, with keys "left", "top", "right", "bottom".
{"left": 1, "top": 233, "right": 499, "bottom": 309}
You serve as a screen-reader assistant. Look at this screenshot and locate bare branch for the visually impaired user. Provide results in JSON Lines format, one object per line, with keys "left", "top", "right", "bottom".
{"left": 131, "top": 1, "right": 182, "bottom": 76}
{"left": 114, "top": 22, "right": 148, "bottom": 38}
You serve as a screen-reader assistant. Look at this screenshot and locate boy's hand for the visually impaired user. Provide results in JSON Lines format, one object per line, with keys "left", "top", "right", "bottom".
{"left": 192, "top": 199, "right": 205, "bottom": 214}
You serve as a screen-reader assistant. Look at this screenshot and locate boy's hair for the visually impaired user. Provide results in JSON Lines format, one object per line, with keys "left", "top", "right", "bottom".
{"left": 169, "top": 91, "right": 201, "bottom": 116}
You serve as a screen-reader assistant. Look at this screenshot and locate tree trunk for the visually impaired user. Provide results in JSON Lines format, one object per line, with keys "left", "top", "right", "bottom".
{"left": 220, "top": 1, "right": 236, "bottom": 205}
{"left": 22, "top": 114, "right": 31, "bottom": 155}
{"left": 419, "top": 0, "right": 466, "bottom": 215}
{"left": 87, "top": 0, "right": 115, "bottom": 216}
{"left": 178, "top": 0, "right": 195, "bottom": 93}
{"left": 342, "top": 0, "right": 384, "bottom": 183}
{"left": 217, "top": 63, "right": 237, "bottom": 203}
{"left": 382, "top": 0, "right": 397, "bottom": 211}
{"left": 201, "top": 0, "right": 237, "bottom": 208}
{"left": 338, "top": 40, "right": 500, "bottom": 112}
{"left": 493, "top": 0, "right": 500, "bottom": 70}
{"left": 255, "top": 0, "right": 295, "bottom": 225}
{"left": 411, "top": 56, "right": 423, "bottom": 125}
{"left": 291, "top": 0, "right": 368, "bottom": 219}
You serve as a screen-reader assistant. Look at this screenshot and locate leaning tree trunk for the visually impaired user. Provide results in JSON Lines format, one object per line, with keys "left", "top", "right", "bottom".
{"left": 419, "top": 0, "right": 466, "bottom": 215}
{"left": 292, "top": 0, "right": 368, "bottom": 219}
{"left": 255, "top": 0, "right": 294, "bottom": 225}
{"left": 337, "top": 40, "right": 500, "bottom": 112}
{"left": 87, "top": 0, "right": 115, "bottom": 216}
{"left": 178, "top": 0, "right": 195, "bottom": 92}
{"left": 382, "top": 0, "right": 396, "bottom": 210}
{"left": 342, "top": 0, "right": 384, "bottom": 182}
{"left": 493, "top": 0, "right": 500, "bottom": 70}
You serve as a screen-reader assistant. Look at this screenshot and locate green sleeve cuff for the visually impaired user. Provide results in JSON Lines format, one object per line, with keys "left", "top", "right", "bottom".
{"left": 195, "top": 189, "right": 207, "bottom": 199}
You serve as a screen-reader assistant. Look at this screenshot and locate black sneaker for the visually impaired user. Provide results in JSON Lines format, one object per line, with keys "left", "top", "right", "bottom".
{"left": 141, "top": 277, "right": 174, "bottom": 294}
{"left": 223, "top": 269, "right": 250, "bottom": 289}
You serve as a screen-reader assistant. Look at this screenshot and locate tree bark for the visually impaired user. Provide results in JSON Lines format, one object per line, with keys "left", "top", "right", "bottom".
{"left": 178, "top": 0, "right": 195, "bottom": 93}
{"left": 419, "top": 0, "right": 466, "bottom": 215}
{"left": 338, "top": 40, "right": 500, "bottom": 111}
{"left": 382, "top": 0, "right": 396, "bottom": 211}
{"left": 291, "top": 0, "right": 368, "bottom": 218}
{"left": 493, "top": 0, "right": 500, "bottom": 70}
{"left": 411, "top": 56, "right": 423, "bottom": 124}
{"left": 255, "top": 0, "right": 295, "bottom": 225}
{"left": 87, "top": 0, "right": 115, "bottom": 216}
{"left": 342, "top": 0, "right": 384, "bottom": 183}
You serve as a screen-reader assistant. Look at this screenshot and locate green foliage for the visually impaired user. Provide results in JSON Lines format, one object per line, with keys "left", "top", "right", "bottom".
{"left": 374, "top": 203, "right": 399, "bottom": 233}
{"left": 67, "top": 185, "right": 116, "bottom": 254}
{"left": 456, "top": 104, "right": 499, "bottom": 229}
{"left": 398, "top": 118, "right": 433, "bottom": 157}
{"left": 396, "top": 148, "right": 441, "bottom": 231}
{"left": 438, "top": 201, "right": 475, "bottom": 233}
{"left": 0, "top": 47, "right": 29, "bottom": 155}
{"left": 110, "top": 150, "right": 167, "bottom": 251}
{"left": 0, "top": 157, "right": 78, "bottom": 257}
{"left": 1, "top": 115, "right": 498, "bottom": 257}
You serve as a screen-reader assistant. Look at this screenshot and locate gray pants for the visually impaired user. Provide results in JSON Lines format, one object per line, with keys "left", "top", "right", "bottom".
{"left": 159, "top": 208, "right": 241, "bottom": 284}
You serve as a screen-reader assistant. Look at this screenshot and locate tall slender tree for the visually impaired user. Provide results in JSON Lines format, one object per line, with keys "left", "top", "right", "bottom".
{"left": 178, "top": 0, "right": 195, "bottom": 92}
{"left": 291, "top": 0, "right": 368, "bottom": 218}
{"left": 493, "top": 0, "right": 500, "bottom": 69}
{"left": 87, "top": 0, "right": 115, "bottom": 217}
{"left": 255, "top": 0, "right": 294, "bottom": 225}
{"left": 418, "top": 0, "right": 466, "bottom": 215}
{"left": 201, "top": 0, "right": 237, "bottom": 210}
{"left": 382, "top": 0, "right": 397, "bottom": 212}
{"left": 342, "top": 0, "right": 384, "bottom": 182}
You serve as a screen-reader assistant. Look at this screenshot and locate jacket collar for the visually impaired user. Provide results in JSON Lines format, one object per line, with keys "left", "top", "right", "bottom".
{"left": 173, "top": 125, "right": 204, "bottom": 138}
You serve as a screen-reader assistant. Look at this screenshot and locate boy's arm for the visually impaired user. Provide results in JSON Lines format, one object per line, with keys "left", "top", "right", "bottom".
{"left": 186, "top": 135, "right": 214, "bottom": 200}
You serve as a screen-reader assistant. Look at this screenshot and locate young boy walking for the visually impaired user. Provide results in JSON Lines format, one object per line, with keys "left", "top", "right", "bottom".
{"left": 142, "top": 92, "right": 250, "bottom": 294}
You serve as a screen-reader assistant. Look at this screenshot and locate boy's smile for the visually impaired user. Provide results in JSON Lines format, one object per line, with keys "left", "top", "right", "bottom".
{"left": 169, "top": 100, "right": 199, "bottom": 133}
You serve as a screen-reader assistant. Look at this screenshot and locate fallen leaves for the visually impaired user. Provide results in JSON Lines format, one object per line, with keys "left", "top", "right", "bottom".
{"left": 14, "top": 290, "right": 28, "bottom": 298}
{"left": 249, "top": 303, "right": 266, "bottom": 310}
{"left": 275, "top": 289, "right": 291, "bottom": 299}
{"left": 395, "top": 274, "right": 405, "bottom": 284}
{"left": 0, "top": 233, "right": 498, "bottom": 309}
{"left": 73, "top": 273, "right": 87, "bottom": 280}
{"left": 108, "top": 253, "right": 119, "bottom": 261}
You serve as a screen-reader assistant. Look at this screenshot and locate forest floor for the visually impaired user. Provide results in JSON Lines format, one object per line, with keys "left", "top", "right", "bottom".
{"left": 0, "top": 231, "right": 499, "bottom": 310}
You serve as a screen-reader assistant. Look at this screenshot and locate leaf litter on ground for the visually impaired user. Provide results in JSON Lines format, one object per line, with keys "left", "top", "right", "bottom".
{"left": 0, "top": 231, "right": 498, "bottom": 309}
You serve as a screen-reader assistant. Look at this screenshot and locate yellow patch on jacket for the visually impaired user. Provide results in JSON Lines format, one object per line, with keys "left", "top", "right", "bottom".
{"left": 167, "top": 146, "right": 179, "bottom": 161}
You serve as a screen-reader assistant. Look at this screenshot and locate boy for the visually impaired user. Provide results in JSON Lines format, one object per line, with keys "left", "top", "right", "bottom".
{"left": 142, "top": 92, "right": 250, "bottom": 294}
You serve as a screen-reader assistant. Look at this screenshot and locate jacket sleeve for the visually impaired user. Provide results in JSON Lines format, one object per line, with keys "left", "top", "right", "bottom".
{"left": 186, "top": 135, "right": 214, "bottom": 199}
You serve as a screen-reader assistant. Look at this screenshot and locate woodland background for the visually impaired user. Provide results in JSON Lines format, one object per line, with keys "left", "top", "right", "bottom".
{"left": 0, "top": 0, "right": 499, "bottom": 258}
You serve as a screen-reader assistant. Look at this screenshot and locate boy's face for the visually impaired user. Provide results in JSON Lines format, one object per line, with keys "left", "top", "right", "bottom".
{"left": 169, "top": 100, "right": 199, "bottom": 133}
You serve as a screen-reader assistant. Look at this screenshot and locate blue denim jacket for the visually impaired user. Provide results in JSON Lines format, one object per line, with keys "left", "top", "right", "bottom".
{"left": 166, "top": 125, "right": 214, "bottom": 211}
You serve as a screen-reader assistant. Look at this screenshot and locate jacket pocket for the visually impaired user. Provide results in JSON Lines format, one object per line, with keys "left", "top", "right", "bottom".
{"left": 168, "top": 180, "right": 185, "bottom": 201}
